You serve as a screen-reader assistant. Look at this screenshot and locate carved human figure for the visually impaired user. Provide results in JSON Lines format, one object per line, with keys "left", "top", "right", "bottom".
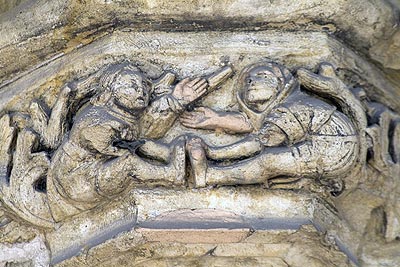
{"left": 180, "top": 62, "right": 360, "bottom": 189}
{"left": 47, "top": 63, "right": 209, "bottom": 221}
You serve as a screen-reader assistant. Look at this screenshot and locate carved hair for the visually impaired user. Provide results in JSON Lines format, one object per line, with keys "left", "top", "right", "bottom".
{"left": 91, "top": 63, "right": 152, "bottom": 106}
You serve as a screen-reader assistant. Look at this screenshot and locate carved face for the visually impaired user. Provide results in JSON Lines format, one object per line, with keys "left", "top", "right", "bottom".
{"left": 243, "top": 67, "right": 280, "bottom": 112}
{"left": 111, "top": 72, "right": 151, "bottom": 110}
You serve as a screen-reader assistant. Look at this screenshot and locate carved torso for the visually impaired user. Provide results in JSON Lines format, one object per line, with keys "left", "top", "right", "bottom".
{"left": 255, "top": 91, "right": 358, "bottom": 178}
{"left": 70, "top": 104, "right": 139, "bottom": 156}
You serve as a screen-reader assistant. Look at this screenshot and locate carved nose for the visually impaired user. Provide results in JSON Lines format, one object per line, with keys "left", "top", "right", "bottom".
{"left": 249, "top": 81, "right": 259, "bottom": 89}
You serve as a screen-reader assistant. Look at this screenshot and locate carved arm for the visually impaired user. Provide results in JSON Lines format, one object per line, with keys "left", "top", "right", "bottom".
{"left": 180, "top": 107, "right": 253, "bottom": 134}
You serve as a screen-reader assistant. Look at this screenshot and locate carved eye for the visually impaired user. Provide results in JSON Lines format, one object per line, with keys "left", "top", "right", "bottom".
{"left": 142, "top": 80, "right": 151, "bottom": 88}
{"left": 130, "top": 81, "right": 138, "bottom": 90}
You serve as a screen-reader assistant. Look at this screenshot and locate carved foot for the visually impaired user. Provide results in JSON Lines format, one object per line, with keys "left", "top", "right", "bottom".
{"left": 186, "top": 137, "right": 207, "bottom": 188}
{"left": 29, "top": 85, "right": 72, "bottom": 150}
{"left": 171, "top": 137, "right": 186, "bottom": 187}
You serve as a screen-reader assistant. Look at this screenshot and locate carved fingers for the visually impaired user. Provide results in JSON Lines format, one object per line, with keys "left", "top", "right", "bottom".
{"left": 185, "top": 78, "right": 208, "bottom": 99}
{"left": 29, "top": 85, "right": 73, "bottom": 150}
{"left": 172, "top": 77, "right": 208, "bottom": 105}
{"left": 180, "top": 107, "right": 218, "bottom": 130}
{"left": 180, "top": 111, "right": 205, "bottom": 128}
{"left": 192, "top": 79, "right": 208, "bottom": 95}
{"left": 187, "top": 77, "right": 201, "bottom": 87}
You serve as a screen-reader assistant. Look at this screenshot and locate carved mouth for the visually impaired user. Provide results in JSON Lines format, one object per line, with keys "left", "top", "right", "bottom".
{"left": 246, "top": 85, "right": 263, "bottom": 92}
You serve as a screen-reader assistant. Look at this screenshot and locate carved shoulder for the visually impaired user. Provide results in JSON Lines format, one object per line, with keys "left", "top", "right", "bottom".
{"left": 68, "top": 106, "right": 130, "bottom": 155}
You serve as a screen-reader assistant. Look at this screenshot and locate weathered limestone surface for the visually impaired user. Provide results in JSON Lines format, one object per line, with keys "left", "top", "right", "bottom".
{"left": 0, "top": 0, "right": 398, "bottom": 83}
{"left": 0, "top": 1, "right": 399, "bottom": 267}
{"left": 46, "top": 188, "right": 313, "bottom": 263}
{"left": 55, "top": 225, "right": 354, "bottom": 267}
{"left": 2, "top": 30, "right": 399, "bottom": 112}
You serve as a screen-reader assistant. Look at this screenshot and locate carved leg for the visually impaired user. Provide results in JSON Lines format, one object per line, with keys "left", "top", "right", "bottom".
{"left": 204, "top": 148, "right": 298, "bottom": 187}
{"left": 186, "top": 136, "right": 264, "bottom": 188}
{"left": 96, "top": 140, "right": 186, "bottom": 195}
{"left": 186, "top": 137, "right": 207, "bottom": 187}
{"left": 1, "top": 129, "right": 53, "bottom": 227}
{"left": 45, "top": 86, "right": 72, "bottom": 148}
{"left": 206, "top": 135, "right": 263, "bottom": 161}
{"left": 170, "top": 137, "right": 186, "bottom": 186}
{"left": 29, "top": 86, "right": 71, "bottom": 150}
{"left": 29, "top": 100, "right": 49, "bottom": 140}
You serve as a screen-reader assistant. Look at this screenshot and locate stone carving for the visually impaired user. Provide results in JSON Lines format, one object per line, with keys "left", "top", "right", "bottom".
{"left": 2, "top": 0, "right": 400, "bottom": 265}
{"left": 357, "top": 97, "right": 400, "bottom": 266}
{"left": 47, "top": 63, "right": 203, "bottom": 221}
{"left": 0, "top": 62, "right": 234, "bottom": 224}
{"left": 1, "top": 57, "right": 400, "bottom": 267}
{"left": 0, "top": 60, "right": 388, "bottom": 230}
{"left": 182, "top": 62, "right": 364, "bottom": 192}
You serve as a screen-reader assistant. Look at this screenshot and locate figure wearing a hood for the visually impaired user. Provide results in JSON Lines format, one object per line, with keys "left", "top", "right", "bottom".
{"left": 180, "top": 62, "right": 360, "bottom": 188}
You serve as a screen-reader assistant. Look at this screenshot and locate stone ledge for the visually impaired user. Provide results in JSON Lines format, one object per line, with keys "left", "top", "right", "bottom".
{"left": 137, "top": 228, "right": 251, "bottom": 244}
{"left": 1, "top": 30, "right": 399, "bottom": 113}
{"left": 46, "top": 187, "right": 313, "bottom": 264}
{"left": 54, "top": 225, "right": 355, "bottom": 267}
{"left": 0, "top": 0, "right": 397, "bottom": 81}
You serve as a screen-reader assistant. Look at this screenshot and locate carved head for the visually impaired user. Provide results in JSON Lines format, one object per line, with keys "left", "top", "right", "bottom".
{"left": 243, "top": 66, "right": 280, "bottom": 111}
{"left": 238, "top": 62, "right": 297, "bottom": 113}
{"left": 95, "top": 63, "right": 152, "bottom": 111}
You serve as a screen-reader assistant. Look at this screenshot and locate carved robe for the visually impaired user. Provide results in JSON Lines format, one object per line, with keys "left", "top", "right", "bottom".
{"left": 47, "top": 93, "right": 184, "bottom": 221}
{"left": 253, "top": 91, "right": 359, "bottom": 178}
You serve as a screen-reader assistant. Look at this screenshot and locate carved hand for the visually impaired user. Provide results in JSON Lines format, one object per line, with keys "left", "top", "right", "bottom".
{"left": 172, "top": 77, "right": 208, "bottom": 106}
{"left": 180, "top": 107, "right": 220, "bottom": 130}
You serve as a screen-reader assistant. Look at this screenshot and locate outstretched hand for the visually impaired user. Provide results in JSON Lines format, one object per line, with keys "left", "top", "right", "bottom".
{"left": 172, "top": 77, "right": 208, "bottom": 106}
{"left": 180, "top": 107, "right": 220, "bottom": 130}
